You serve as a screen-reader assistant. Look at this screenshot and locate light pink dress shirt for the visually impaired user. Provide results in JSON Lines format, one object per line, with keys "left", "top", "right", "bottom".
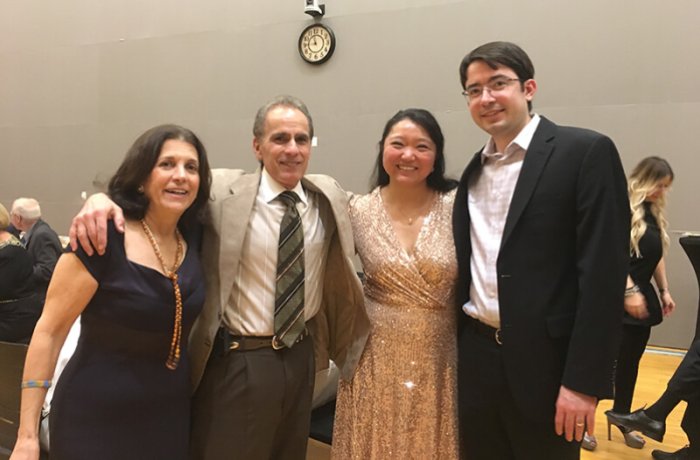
{"left": 463, "top": 115, "right": 541, "bottom": 328}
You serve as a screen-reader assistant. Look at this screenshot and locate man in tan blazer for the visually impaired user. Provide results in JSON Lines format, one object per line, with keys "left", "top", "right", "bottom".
{"left": 70, "top": 96, "right": 369, "bottom": 460}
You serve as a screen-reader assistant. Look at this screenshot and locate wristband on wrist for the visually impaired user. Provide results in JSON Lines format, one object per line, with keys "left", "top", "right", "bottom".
{"left": 624, "top": 285, "right": 641, "bottom": 297}
{"left": 659, "top": 287, "right": 669, "bottom": 294}
{"left": 21, "top": 379, "right": 52, "bottom": 389}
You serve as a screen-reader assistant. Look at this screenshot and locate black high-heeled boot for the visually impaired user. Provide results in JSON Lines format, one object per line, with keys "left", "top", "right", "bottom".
{"left": 605, "top": 408, "right": 666, "bottom": 443}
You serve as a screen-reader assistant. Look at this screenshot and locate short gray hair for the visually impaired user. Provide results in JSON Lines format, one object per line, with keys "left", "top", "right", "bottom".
{"left": 12, "top": 198, "right": 41, "bottom": 221}
{"left": 252, "top": 95, "right": 314, "bottom": 140}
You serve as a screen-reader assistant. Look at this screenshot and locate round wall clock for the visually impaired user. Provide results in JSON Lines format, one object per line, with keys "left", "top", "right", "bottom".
{"left": 298, "top": 24, "right": 336, "bottom": 65}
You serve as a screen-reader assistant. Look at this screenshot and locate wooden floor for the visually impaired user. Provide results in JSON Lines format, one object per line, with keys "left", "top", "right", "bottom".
{"left": 307, "top": 347, "right": 690, "bottom": 460}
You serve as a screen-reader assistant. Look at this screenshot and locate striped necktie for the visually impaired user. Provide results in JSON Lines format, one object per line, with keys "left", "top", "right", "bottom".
{"left": 274, "top": 191, "right": 306, "bottom": 347}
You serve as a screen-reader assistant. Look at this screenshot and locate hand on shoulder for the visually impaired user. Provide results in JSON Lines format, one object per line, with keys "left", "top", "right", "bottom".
{"left": 69, "top": 193, "right": 123, "bottom": 256}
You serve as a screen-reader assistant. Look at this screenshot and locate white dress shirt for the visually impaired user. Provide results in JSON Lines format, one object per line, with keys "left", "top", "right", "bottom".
{"left": 224, "top": 169, "right": 330, "bottom": 336}
{"left": 463, "top": 114, "right": 541, "bottom": 328}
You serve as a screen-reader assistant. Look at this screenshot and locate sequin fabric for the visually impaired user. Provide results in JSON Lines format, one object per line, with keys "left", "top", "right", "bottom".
{"left": 332, "top": 187, "right": 459, "bottom": 459}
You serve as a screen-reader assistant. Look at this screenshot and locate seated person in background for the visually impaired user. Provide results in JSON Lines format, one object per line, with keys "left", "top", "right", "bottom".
{"left": 607, "top": 338, "right": 700, "bottom": 460}
{"left": 10, "top": 198, "right": 63, "bottom": 302}
{"left": 0, "top": 203, "right": 42, "bottom": 343}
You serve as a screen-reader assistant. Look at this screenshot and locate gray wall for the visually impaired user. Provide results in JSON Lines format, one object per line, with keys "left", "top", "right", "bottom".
{"left": 1, "top": 0, "right": 698, "bottom": 348}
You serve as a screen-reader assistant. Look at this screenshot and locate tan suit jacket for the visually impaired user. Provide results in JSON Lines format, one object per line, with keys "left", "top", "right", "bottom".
{"left": 189, "top": 168, "right": 370, "bottom": 390}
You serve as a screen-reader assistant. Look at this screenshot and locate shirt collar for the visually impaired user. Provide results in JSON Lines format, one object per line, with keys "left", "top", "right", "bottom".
{"left": 481, "top": 114, "right": 541, "bottom": 162}
{"left": 259, "top": 168, "right": 308, "bottom": 206}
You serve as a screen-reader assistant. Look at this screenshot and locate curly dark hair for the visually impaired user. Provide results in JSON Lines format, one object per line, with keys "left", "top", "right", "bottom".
{"left": 108, "top": 124, "right": 212, "bottom": 234}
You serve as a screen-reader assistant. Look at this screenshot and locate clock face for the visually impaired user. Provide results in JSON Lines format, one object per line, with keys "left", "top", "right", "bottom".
{"left": 298, "top": 24, "right": 335, "bottom": 64}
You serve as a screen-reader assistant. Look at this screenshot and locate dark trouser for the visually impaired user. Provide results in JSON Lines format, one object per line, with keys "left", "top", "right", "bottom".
{"left": 668, "top": 339, "right": 700, "bottom": 402}
{"left": 682, "top": 398, "right": 700, "bottom": 455}
{"left": 458, "top": 329, "right": 580, "bottom": 460}
{"left": 668, "top": 339, "right": 700, "bottom": 454}
{"left": 613, "top": 324, "right": 651, "bottom": 413}
{"left": 189, "top": 334, "right": 315, "bottom": 460}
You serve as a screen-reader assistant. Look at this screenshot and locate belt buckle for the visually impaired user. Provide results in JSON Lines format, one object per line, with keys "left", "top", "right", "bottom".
{"left": 494, "top": 328, "right": 503, "bottom": 345}
{"left": 271, "top": 336, "right": 285, "bottom": 350}
{"left": 228, "top": 340, "right": 240, "bottom": 351}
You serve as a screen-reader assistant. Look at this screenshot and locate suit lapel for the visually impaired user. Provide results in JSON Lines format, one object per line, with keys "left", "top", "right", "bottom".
{"left": 302, "top": 176, "right": 348, "bottom": 250}
{"left": 463, "top": 152, "right": 483, "bottom": 186}
{"left": 455, "top": 152, "right": 482, "bottom": 245}
{"left": 217, "top": 171, "right": 260, "bottom": 309}
{"left": 500, "top": 118, "right": 556, "bottom": 249}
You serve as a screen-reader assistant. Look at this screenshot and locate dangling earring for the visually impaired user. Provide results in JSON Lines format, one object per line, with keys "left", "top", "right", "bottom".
{"left": 137, "top": 185, "right": 144, "bottom": 194}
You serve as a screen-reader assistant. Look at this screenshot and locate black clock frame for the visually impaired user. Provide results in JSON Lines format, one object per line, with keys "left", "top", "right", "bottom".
{"left": 298, "top": 23, "right": 336, "bottom": 65}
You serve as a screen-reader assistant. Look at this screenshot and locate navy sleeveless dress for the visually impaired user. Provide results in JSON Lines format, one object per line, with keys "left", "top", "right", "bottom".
{"left": 50, "top": 223, "right": 204, "bottom": 459}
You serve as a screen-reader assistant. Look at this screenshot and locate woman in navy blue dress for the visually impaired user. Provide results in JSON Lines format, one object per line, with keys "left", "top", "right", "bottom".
{"left": 11, "top": 125, "right": 211, "bottom": 460}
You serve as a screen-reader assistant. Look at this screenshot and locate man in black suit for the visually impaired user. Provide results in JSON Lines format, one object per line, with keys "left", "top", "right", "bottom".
{"left": 11, "top": 198, "right": 63, "bottom": 302}
{"left": 453, "top": 41, "right": 630, "bottom": 459}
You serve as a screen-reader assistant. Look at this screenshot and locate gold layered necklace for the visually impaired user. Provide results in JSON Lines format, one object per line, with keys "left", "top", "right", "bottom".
{"left": 140, "top": 219, "right": 184, "bottom": 370}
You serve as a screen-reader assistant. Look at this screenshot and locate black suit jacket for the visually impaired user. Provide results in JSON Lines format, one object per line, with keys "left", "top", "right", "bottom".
{"left": 679, "top": 236, "right": 700, "bottom": 341}
{"left": 453, "top": 117, "right": 630, "bottom": 421}
{"left": 25, "top": 219, "right": 63, "bottom": 299}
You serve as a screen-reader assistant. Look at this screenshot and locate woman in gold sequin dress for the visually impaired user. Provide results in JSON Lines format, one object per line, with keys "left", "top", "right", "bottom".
{"left": 332, "top": 109, "right": 460, "bottom": 459}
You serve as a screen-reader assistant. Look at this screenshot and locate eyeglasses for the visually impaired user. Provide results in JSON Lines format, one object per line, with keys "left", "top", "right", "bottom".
{"left": 462, "top": 77, "right": 521, "bottom": 102}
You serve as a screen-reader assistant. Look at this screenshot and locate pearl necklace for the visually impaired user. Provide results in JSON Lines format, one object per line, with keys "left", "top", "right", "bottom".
{"left": 140, "top": 219, "right": 184, "bottom": 370}
{"left": 398, "top": 212, "right": 419, "bottom": 226}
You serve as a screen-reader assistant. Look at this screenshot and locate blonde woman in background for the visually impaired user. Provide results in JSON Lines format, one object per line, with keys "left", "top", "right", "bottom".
{"left": 598, "top": 157, "right": 677, "bottom": 450}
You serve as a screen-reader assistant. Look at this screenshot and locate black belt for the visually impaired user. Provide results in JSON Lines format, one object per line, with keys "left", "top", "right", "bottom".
{"left": 464, "top": 315, "right": 503, "bottom": 345}
{"left": 216, "top": 327, "right": 309, "bottom": 353}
